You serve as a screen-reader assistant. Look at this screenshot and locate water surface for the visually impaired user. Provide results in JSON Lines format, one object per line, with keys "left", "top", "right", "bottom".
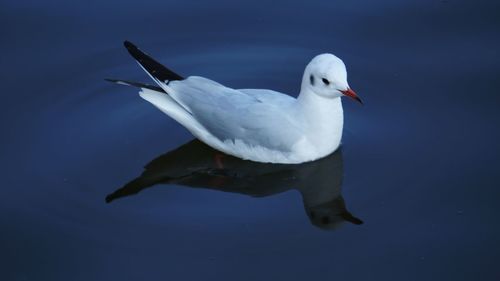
{"left": 1, "top": 0, "right": 500, "bottom": 280}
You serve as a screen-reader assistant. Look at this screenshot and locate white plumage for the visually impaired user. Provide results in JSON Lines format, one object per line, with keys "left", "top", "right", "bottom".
{"left": 110, "top": 41, "right": 362, "bottom": 164}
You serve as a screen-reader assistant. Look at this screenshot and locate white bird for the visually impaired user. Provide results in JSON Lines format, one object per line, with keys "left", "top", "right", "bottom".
{"left": 107, "top": 41, "right": 362, "bottom": 164}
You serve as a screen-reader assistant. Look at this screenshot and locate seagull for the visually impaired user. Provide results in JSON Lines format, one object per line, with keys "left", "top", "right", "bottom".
{"left": 107, "top": 41, "right": 362, "bottom": 164}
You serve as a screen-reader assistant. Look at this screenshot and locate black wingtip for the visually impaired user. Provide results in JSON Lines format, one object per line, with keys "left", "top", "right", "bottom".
{"left": 124, "top": 40, "right": 133, "bottom": 47}
{"left": 105, "top": 194, "right": 114, "bottom": 203}
{"left": 122, "top": 40, "right": 184, "bottom": 82}
{"left": 104, "top": 78, "right": 166, "bottom": 93}
{"left": 123, "top": 40, "right": 144, "bottom": 63}
{"left": 123, "top": 40, "right": 137, "bottom": 52}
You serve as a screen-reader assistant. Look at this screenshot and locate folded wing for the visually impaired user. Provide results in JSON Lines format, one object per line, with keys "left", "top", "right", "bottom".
{"left": 167, "top": 76, "right": 303, "bottom": 152}
{"left": 120, "top": 41, "right": 304, "bottom": 153}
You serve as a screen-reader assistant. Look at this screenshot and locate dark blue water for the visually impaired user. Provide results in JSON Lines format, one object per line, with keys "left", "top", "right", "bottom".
{"left": 2, "top": 0, "right": 500, "bottom": 280}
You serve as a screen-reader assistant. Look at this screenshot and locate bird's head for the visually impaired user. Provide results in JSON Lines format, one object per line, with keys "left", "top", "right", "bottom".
{"left": 302, "top": 53, "right": 362, "bottom": 104}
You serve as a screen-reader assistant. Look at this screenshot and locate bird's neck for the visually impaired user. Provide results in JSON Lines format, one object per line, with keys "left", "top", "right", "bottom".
{"left": 296, "top": 89, "right": 344, "bottom": 152}
{"left": 297, "top": 89, "right": 343, "bottom": 122}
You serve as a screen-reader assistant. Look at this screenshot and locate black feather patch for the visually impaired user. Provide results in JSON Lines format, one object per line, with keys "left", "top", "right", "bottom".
{"left": 123, "top": 41, "right": 184, "bottom": 82}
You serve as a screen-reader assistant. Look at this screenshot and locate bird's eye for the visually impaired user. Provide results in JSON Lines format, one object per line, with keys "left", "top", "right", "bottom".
{"left": 322, "top": 78, "right": 330, "bottom": 85}
{"left": 310, "top": 75, "right": 315, "bottom": 86}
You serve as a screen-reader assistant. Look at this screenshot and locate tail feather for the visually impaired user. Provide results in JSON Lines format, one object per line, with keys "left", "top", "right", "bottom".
{"left": 105, "top": 78, "right": 165, "bottom": 93}
{"left": 123, "top": 41, "right": 183, "bottom": 84}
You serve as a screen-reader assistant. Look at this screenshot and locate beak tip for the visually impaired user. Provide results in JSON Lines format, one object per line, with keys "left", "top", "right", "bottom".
{"left": 341, "top": 88, "right": 363, "bottom": 105}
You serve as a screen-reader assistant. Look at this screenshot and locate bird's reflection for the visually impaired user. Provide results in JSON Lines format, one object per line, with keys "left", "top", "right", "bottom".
{"left": 106, "top": 139, "right": 362, "bottom": 230}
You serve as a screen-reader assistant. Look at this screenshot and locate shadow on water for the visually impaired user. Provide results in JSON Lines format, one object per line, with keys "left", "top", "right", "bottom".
{"left": 106, "top": 139, "right": 362, "bottom": 230}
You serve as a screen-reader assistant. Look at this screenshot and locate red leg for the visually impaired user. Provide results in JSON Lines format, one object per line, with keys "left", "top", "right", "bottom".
{"left": 214, "top": 153, "right": 225, "bottom": 169}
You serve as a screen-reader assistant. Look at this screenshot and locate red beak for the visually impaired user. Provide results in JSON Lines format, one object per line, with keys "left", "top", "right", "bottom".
{"left": 341, "top": 88, "right": 363, "bottom": 104}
